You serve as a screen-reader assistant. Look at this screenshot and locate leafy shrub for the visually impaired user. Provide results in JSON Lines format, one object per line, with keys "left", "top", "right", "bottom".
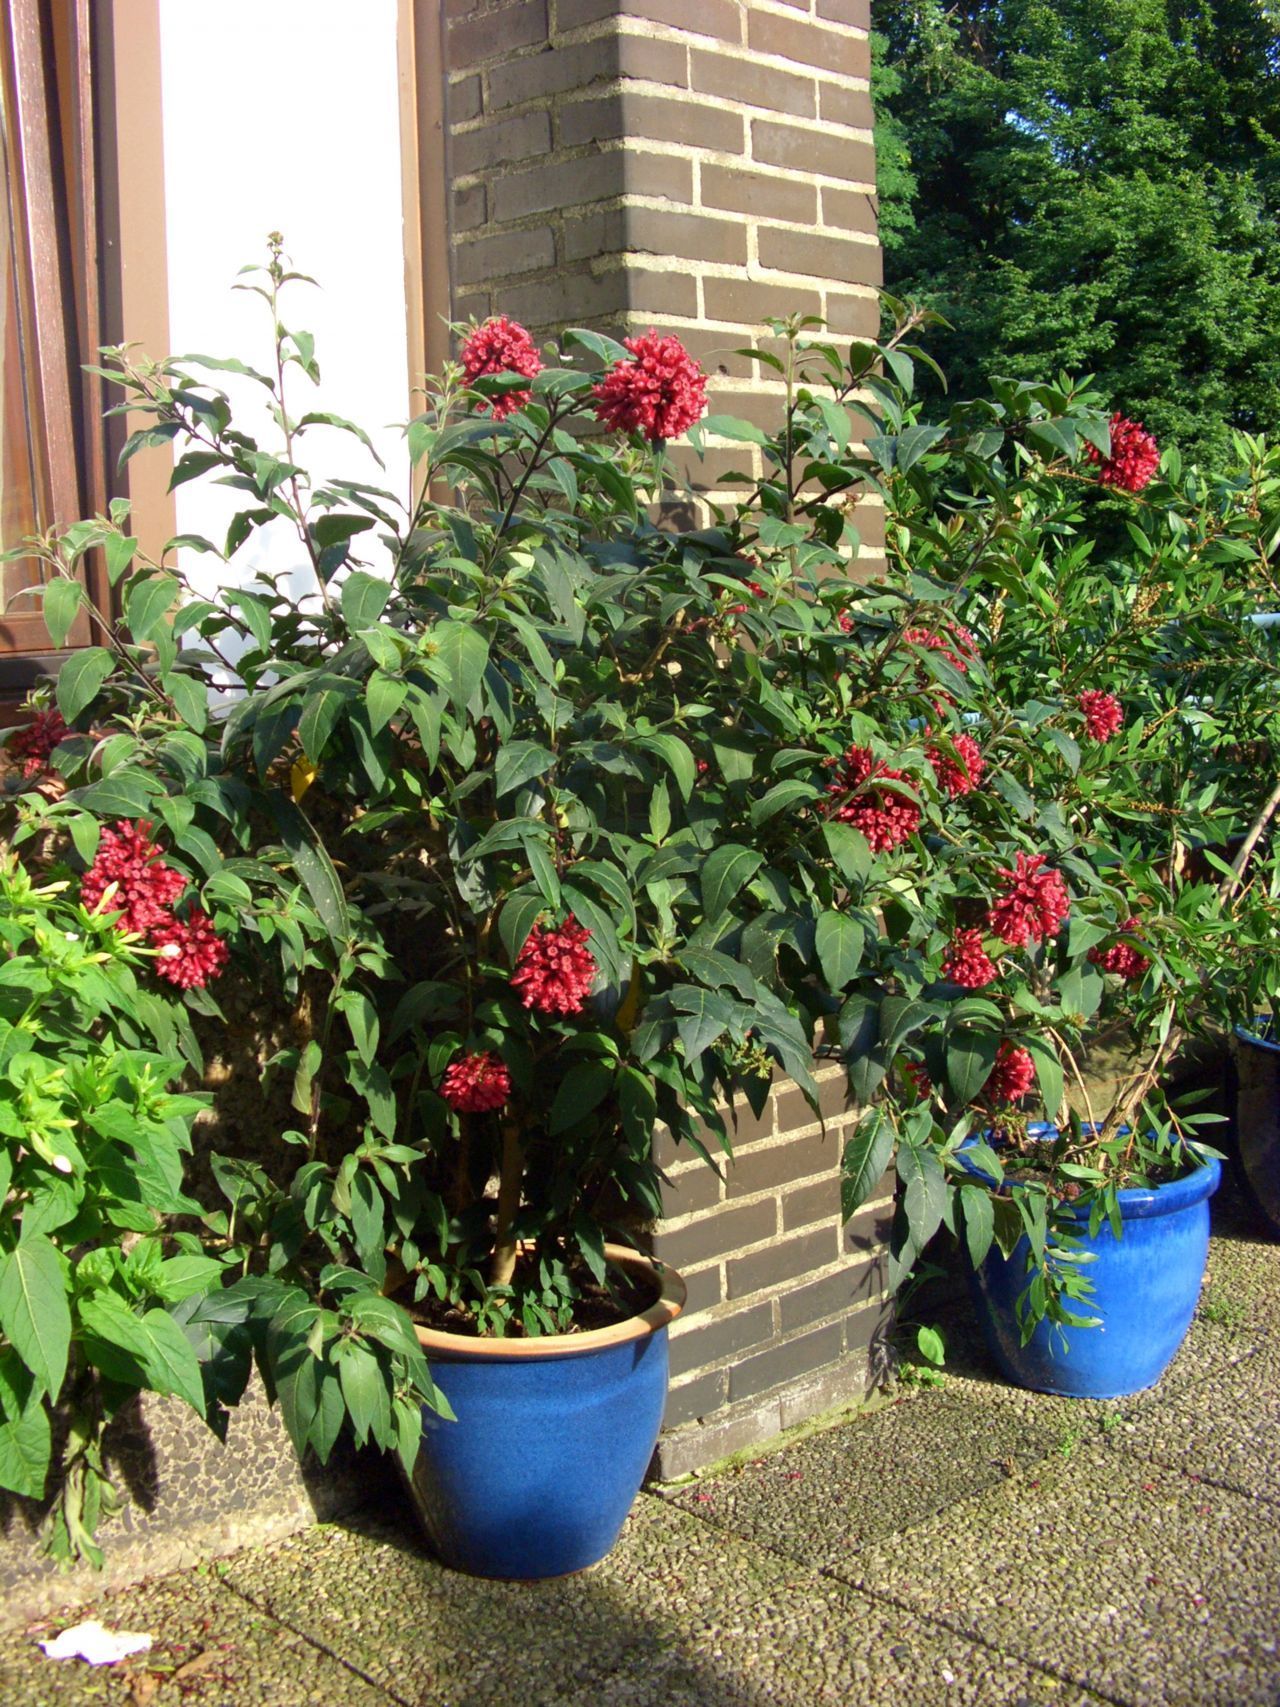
{"left": 4, "top": 250, "right": 1280, "bottom": 1557}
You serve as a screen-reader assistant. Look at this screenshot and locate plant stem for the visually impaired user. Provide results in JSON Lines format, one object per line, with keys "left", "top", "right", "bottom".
{"left": 489, "top": 1116, "right": 524, "bottom": 1287}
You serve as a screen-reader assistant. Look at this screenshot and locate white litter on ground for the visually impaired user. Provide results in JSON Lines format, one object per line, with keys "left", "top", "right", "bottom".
{"left": 38, "top": 1620, "right": 153, "bottom": 1664}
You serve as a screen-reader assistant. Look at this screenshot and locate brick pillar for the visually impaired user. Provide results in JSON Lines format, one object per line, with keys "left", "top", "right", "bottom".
{"left": 650, "top": 1065, "right": 893, "bottom": 1476}
{"left": 442, "top": 0, "right": 892, "bottom": 1464}
{"left": 443, "top": 0, "right": 885, "bottom": 567}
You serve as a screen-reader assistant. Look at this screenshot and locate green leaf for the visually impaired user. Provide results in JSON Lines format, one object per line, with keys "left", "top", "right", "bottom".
{"left": 267, "top": 797, "right": 350, "bottom": 942}
{"left": 164, "top": 670, "right": 209, "bottom": 732}
{"left": 637, "top": 734, "right": 696, "bottom": 802}
{"left": 749, "top": 778, "right": 820, "bottom": 826}
{"left": 960, "top": 1184, "right": 995, "bottom": 1269}
{"left": 338, "top": 1342, "right": 390, "bottom": 1447}
{"left": 0, "top": 1401, "right": 50, "bottom": 1499}
{"left": 341, "top": 570, "right": 390, "bottom": 630}
{"left": 73, "top": 773, "right": 159, "bottom": 819}
{"left": 298, "top": 674, "right": 359, "bottom": 761}
{"left": 841, "top": 1110, "right": 895, "bottom": 1219}
{"left": 433, "top": 621, "right": 489, "bottom": 713}
{"left": 946, "top": 1028, "right": 1000, "bottom": 1107}
{"left": 42, "top": 577, "right": 83, "bottom": 648}
{"left": 550, "top": 1061, "right": 614, "bottom": 1134}
{"left": 701, "top": 844, "right": 765, "bottom": 923}
{"left": 366, "top": 671, "right": 407, "bottom": 736}
{"left": 135, "top": 1308, "right": 208, "bottom": 1413}
{"left": 56, "top": 648, "right": 114, "bottom": 723}
{"left": 815, "top": 911, "right": 863, "bottom": 991}
{"left": 822, "top": 821, "right": 872, "bottom": 886}
{"left": 495, "top": 740, "right": 556, "bottom": 798}
{"left": 0, "top": 1238, "right": 69, "bottom": 1400}
{"left": 124, "top": 574, "right": 179, "bottom": 644}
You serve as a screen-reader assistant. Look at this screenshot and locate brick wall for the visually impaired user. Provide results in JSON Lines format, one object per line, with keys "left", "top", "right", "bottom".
{"left": 442, "top": 0, "right": 891, "bottom": 1463}
{"left": 443, "top": 0, "right": 885, "bottom": 565}
{"left": 651, "top": 1062, "right": 893, "bottom": 1475}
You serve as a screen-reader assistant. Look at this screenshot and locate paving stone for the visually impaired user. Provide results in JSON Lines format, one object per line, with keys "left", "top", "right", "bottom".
{"left": 1103, "top": 1339, "right": 1280, "bottom": 1506}
{"left": 0, "top": 1568, "right": 393, "bottom": 1706}
{"left": 663, "top": 1383, "right": 1064, "bottom": 1565}
{"left": 221, "top": 1499, "right": 1099, "bottom": 1707}
{"left": 843, "top": 1444, "right": 1280, "bottom": 1707}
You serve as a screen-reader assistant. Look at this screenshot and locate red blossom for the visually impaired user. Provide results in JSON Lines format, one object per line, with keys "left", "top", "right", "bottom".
{"left": 591, "top": 331, "right": 707, "bottom": 443}
{"left": 459, "top": 316, "right": 542, "bottom": 420}
{"left": 903, "top": 623, "right": 978, "bottom": 676}
{"left": 8, "top": 709, "right": 70, "bottom": 779}
{"left": 928, "top": 732, "right": 985, "bottom": 799}
{"left": 510, "top": 916, "right": 598, "bottom": 1016}
{"left": 1078, "top": 690, "right": 1124, "bottom": 742}
{"left": 81, "top": 820, "right": 188, "bottom": 934}
{"left": 440, "top": 1051, "right": 512, "bottom": 1114}
{"left": 943, "top": 928, "right": 998, "bottom": 989}
{"left": 1086, "top": 412, "right": 1160, "bottom": 493}
{"left": 981, "top": 1041, "right": 1036, "bottom": 1107}
{"left": 1088, "top": 918, "right": 1151, "bottom": 981}
{"left": 824, "top": 745, "right": 921, "bottom": 854}
{"left": 728, "top": 581, "right": 766, "bottom": 616}
{"left": 902, "top": 1061, "right": 934, "bottom": 1101}
{"left": 837, "top": 611, "right": 855, "bottom": 634}
{"left": 151, "top": 909, "right": 230, "bottom": 989}
{"left": 989, "top": 853, "right": 1070, "bottom": 948}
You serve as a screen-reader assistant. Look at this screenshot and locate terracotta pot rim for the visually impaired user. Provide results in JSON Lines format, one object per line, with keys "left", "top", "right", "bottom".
{"left": 411, "top": 1243, "right": 686, "bottom": 1360}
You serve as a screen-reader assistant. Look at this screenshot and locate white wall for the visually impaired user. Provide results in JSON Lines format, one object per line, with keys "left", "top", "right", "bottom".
{"left": 157, "top": 0, "right": 412, "bottom": 610}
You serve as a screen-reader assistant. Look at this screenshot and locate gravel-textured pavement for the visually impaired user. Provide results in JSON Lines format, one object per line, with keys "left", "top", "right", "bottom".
{"left": 3, "top": 1178, "right": 1276, "bottom": 1707}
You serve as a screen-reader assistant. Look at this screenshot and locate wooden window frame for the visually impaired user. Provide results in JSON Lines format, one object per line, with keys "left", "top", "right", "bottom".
{"left": 0, "top": 0, "right": 111, "bottom": 685}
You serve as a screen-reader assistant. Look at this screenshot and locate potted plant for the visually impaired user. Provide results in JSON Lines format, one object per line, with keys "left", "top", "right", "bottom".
{"left": 9, "top": 254, "right": 1279, "bottom": 1574}
{"left": 3, "top": 251, "right": 871, "bottom": 1577}
{"left": 821, "top": 355, "right": 1280, "bottom": 1395}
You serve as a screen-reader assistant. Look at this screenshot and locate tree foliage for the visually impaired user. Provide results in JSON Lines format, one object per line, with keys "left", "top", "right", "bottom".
{"left": 873, "top": 0, "right": 1280, "bottom": 466}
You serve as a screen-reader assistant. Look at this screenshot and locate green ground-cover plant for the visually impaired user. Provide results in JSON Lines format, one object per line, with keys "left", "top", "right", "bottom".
{"left": 0, "top": 852, "right": 223, "bottom": 1564}
{"left": 5, "top": 249, "right": 1280, "bottom": 1560}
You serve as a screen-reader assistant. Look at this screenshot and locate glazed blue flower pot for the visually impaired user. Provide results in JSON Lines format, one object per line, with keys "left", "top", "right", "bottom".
{"left": 964, "top": 1131, "right": 1220, "bottom": 1398}
{"left": 407, "top": 1247, "right": 684, "bottom": 1579}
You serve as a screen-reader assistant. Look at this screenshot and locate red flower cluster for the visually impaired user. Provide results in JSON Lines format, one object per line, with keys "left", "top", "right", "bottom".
{"left": 1088, "top": 918, "right": 1151, "bottom": 982}
{"left": 510, "top": 916, "right": 598, "bottom": 1016}
{"left": 151, "top": 910, "right": 230, "bottom": 990}
{"left": 928, "top": 732, "right": 985, "bottom": 799}
{"left": 8, "top": 708, "right": 70, "bottom": 779}
{"left": 459, "top": 316, "right": 542, "bottom": 420}
{"left": 82, "top": 820, "right": 188, "bottom": 933}
{"left": 592, "top": 332, "right": 707, "bottom": 444}
{"left": 903, "top": 623, "right": 977, "bottom": 676}
{"left": 837, "top": 611, "right": 855, "bottom": 634}
{"left": 81, "top": 819, "right": 228, "bottom": 989}
{"left": 1087, "top": 412, "right": 1160, "bottom": 493}
{"left": 1078, "top": 690, "right": 1123, "bottom": 742}
{"left": 943, "top": 928, "right": 998, "bottom": 989}
{"left": 982, "top": 1042, "right": 1036, "bottom": 1106}
{"left": 441, "top": 1051, "right": 511, "bottom": 1113}
{"left": 989, "top": 853, "right": 1070, "bottom": 947}
{"left": 824, "top": 746, "right": 921, "bottom": 854}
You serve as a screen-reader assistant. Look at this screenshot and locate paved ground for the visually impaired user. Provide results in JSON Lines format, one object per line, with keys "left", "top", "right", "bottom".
{"left": 3, "top": 1174, "right": 1277, "bottom": 1707}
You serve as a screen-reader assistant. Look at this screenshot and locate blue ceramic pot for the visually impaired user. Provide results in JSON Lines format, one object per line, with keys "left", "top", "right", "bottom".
{"left": 963, "top": 1130, "right": 1220, "bottom": 1398}
{"left": 408, "top": 1246, "right": 684, "bottom": 1579}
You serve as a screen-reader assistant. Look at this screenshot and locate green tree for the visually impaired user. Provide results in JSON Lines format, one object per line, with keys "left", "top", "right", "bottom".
{"left": 873, "top": 0, "right": 1280, "bottom": 466}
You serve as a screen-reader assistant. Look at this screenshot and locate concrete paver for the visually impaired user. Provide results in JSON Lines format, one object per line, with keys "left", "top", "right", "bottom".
{"left": 2, "top": 1179, "right": 1276, "bottom": 1706}
{"left": 0, "top": 1568, "right": 396, "bottom": 1706}
{"left": 843, "top": 1443, "right": 1280, "bottom": 1707}
{"left": 222, "top": 1499, "right": 1103, "bottom": 1707}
